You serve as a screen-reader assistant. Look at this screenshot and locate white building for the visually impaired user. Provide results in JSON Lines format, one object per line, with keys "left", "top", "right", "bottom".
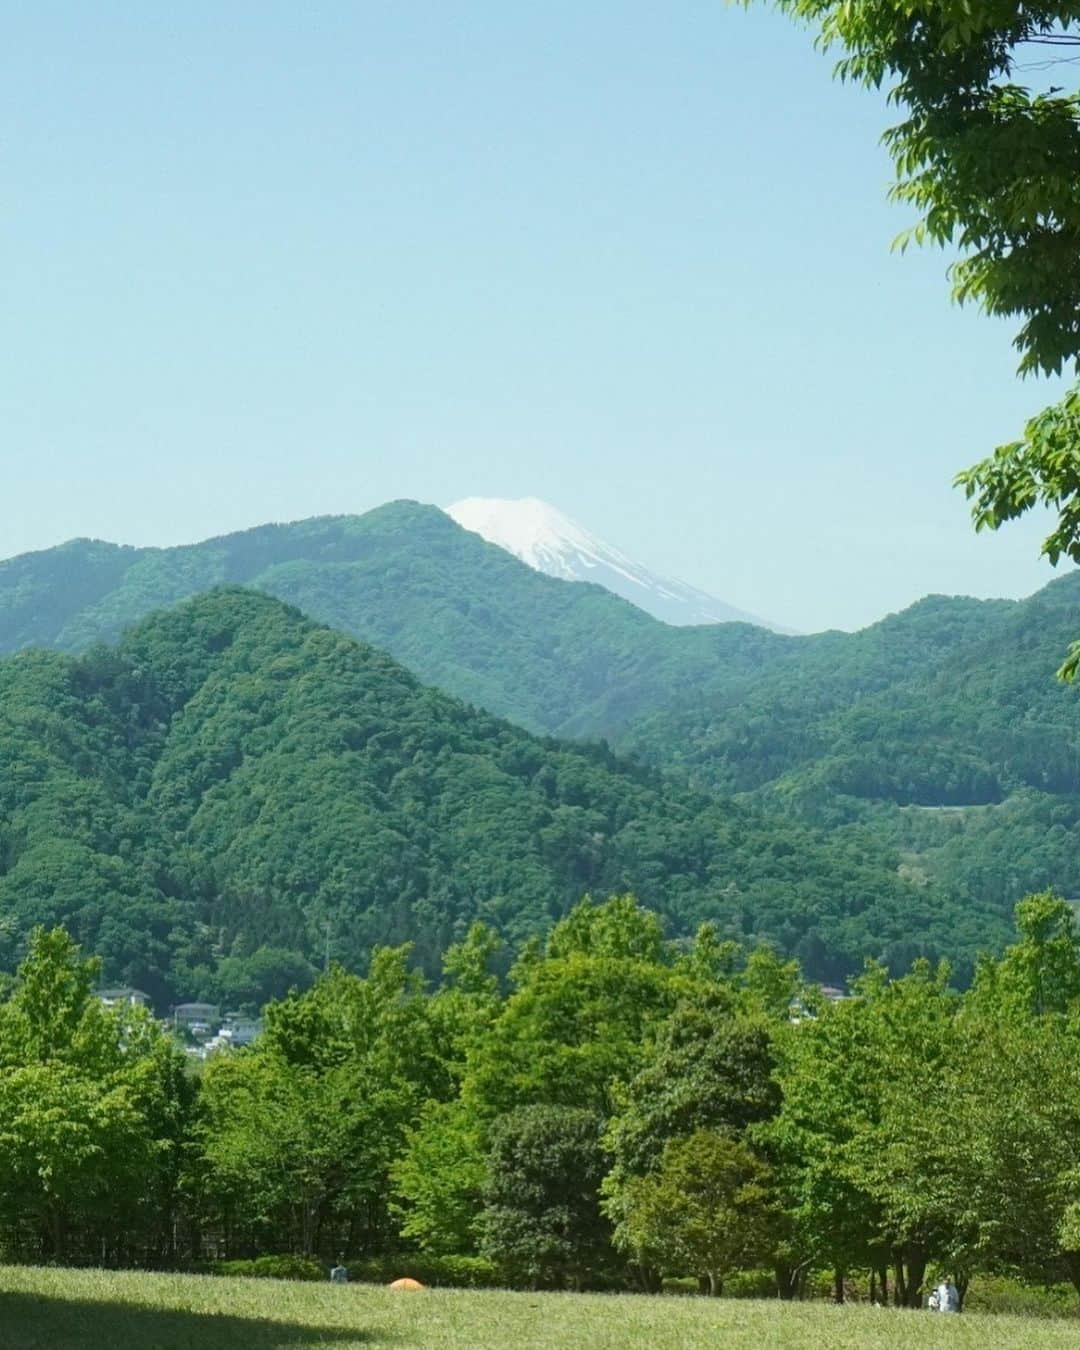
{"left": 97, "top": 987, "right": 151, "bottom": 1010}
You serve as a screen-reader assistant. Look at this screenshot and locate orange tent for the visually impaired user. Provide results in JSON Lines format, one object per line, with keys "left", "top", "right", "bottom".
{"left": 388, "top": 1277, "right": 426, "bottom": 1291}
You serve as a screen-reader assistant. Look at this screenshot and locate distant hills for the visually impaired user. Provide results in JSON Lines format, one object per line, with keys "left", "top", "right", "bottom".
{"left": 444, "top": 496, "right": 780, "bottom": 628}
{"left": 1, "top": 500, "right": 1077, "bottom": 921}
{"left": 0, "top": 589, "right": 967, "bottom": 1002}
{"left": 0, "top": 502, "right": 782, "bottom": 736}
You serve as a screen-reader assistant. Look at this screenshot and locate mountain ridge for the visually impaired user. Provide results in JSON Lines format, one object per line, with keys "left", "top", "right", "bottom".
{"left": 444, "top": 495, "right": 783, "bottom": 629}
{"left": 0, "top": 587, "right": 973, "bottom": 1000}
{"left": 2, "top": 502, "right": 1076, "bottom": 932}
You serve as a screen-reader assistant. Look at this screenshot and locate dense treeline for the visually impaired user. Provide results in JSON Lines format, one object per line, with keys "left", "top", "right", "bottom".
{"left": 0, "top": 588, "right": 994, "bottom": 1000}
{"left": 2, "top": 503, "right": 1076, "bottom": 910}
{"left": 6, "top": 893, "right": 1080, "bottom": 1311}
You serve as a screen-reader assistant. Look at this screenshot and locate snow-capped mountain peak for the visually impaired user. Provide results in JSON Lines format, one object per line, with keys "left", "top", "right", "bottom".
{"left": 444, "top": 497, "right": 778, "bottom": 629}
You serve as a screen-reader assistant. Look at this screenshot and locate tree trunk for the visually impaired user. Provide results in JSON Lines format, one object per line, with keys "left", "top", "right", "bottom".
{"left": 833, "top": 1267, "right": 845, "bottom": 1304}
{"left": 1063, "top": 1251, "right": 1080, "bottom": 1300}
{"left": 706, "top": 1270, "right": 722, "bottom": 1297}
{"left": 774, "top": 1260, "right": 800, "bottom": 1300}
{"left": 878, "top": 1267, "right": 888, "bottom": 1306}
{"left": 893, "top": 1258, "right": 905, "bottom": 1308}
{"left": 905, "top": 1255, "right": 927, "bottom": 1309}
{"left": 894, "top": 1250, "right": 926, "bottom": 1308}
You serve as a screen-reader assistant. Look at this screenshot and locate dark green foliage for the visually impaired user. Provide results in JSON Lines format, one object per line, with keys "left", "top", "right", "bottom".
{"left": 622, "top": 575, "right": 1080, "bottom": 911}
{"left": 209, "top": 1256, "right": 323, "bottom": 1282}
{"left": 605, "top": 996, "right": 780, "bottom": 1180}
{"left": 344, "top": 1253, "right": 499, "bottom": 1287}
{"left": 480, "top": 1105, "right": 614, "bottom": 1289}
{"left": 0, "top": 588, "right": 987, "bottom": 995}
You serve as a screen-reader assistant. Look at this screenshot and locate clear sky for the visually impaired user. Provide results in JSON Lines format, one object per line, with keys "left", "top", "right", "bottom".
{"left": 4, "top": 2, "right": 1069, "bottom": 632}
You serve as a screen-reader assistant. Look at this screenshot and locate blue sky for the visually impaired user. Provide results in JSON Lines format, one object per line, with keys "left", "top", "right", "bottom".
{"left": 3, "top": 1, "right": 1067, "bottom": 631}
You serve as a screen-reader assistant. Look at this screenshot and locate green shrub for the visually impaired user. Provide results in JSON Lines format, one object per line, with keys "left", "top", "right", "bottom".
{"left": 660, "top": 1277, "right": 699, "bottom": 1296}
{"left": 212, "top": 1255, "right": 324, "bottom": 1282}
{"left": 963, "top": 1275, "right": 1079, "bottom": 1318}
{"left": 346, "top": 1254, "right": 499, "bottom": 1288}
{"left": 725, "top": 1269, "right": 779, "bottom": 1299}
{"left": 660, "top": 1270, "right": 776, "bottom": 1299}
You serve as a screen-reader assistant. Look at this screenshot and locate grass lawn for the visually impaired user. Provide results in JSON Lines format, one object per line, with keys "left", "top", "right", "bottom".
{"left": 0, "top": 1265, "right": 1077, "bottom": 1349}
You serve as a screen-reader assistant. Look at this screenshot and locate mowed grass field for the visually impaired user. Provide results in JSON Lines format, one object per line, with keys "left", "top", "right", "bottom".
{"left": 0, "top": 1266, "right": 1077, "bottom": 1350}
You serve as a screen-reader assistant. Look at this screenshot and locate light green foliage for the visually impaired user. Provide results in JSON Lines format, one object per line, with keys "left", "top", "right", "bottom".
{"left": 957, "top": 389, "right": 1080, "bottom": 679}
{"left": 462, "top": 897, "right": 688, "bottom": 1118}
{"left": 970, "top": 890, "right": 1080, "bottom": 1017}
{"left": 1061, "top": 1201, "right": 1080, "bottom": 1255}
{"left": 907, "top": 1012, "right": 1080, "bottom": 1293}
{"left": 610, "top": 1130, "right": 778, "bottom": 1296}
{"left": 770, "top": 1, "right": 1080, "bottom": 378}
{"left": 199, "top": 949, "right": 447, "bottom": 1256}
{"left": 391, "top": 1099, "right": 488, "bottom": 1255}
{"left": 428, "top": 923, "right": 504, "bottom": 1077}
{"left": 0, "top": 927, "right": 189, "bottom": 1263}
{"left": 763, "top": 960, "right": 960, "bottom": 1304}
{"left": 6, "top": 897, "right": 1080, "bottom": 1304}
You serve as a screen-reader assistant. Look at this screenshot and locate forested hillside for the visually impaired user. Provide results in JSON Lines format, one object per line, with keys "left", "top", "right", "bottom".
{"left": 0, "top": 589, "right": 1006, "bottom": 1003}
{"left": 0, "top": 502, "right": 790, "bottom": 737}
{"left": 3, "top": 504, "right": 1077, "bottom": 912}
{"left": 621, "top": 573, "right": 1080, "bottom": 908}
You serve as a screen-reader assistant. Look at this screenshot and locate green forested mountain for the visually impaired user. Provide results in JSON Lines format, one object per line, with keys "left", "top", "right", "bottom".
{"left": 0, "top": 589, "right": 1003, "bottom": 1003}
{"left": 620, "top": 573, "right": 1080, "bottom": 909}
{"left": 2, "top": 503, "right": 1077, "bottom": 913}
{"left": 0, "top": 502, "right": 788, "bottom": 737}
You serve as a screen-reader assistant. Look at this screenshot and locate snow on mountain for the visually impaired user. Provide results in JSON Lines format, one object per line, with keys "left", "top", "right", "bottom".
{"left": 444, "top": 497, "right": 780, "bottom": 629}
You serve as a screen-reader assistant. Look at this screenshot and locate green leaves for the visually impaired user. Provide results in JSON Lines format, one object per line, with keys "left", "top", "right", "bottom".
{"left": 0, "top": 927, "right": 188, "bottom": 1262}
{"left": 480, "top": 1105, "right": 613, "bottom": 1289}
{"left": 607, "top": 1130, "right": 778, "bottom": 1294}
{"left": 956, "top": 386, "right": 1080, "bottom": 681}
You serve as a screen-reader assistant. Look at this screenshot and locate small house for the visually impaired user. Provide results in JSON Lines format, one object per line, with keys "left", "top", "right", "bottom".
{"left": 97, "top": 987, "right": 151, "bottom": 1010}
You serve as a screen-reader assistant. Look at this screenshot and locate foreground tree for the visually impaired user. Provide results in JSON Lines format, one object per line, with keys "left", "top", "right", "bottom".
{"left": 480, "top": 1105, "right": 614, "bottom": 1289}
{"left": 198, "top": 946, "right": 447, "bottom": 1258}
{"left": 764, "top": 961, "right": 960, "bottom": 1305}
{"left": 0, "top": 927, "right": 189, "bottom": 1264}
{"left": 462, "top": 897, "right": 687, "bottom": 1119}
{"left": 609, "top": 1131, "right": 777, "bottom": 1296}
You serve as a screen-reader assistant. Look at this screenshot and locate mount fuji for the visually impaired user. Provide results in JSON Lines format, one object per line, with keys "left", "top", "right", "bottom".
{"left": 444, "top": 496, "right": 781, "bottom": 630}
